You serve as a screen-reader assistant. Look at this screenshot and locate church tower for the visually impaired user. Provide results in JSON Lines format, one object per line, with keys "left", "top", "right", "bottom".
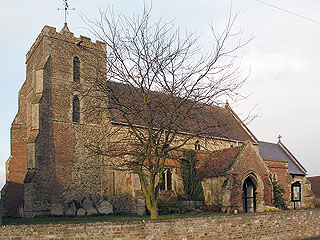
{"left": 1, "top": 25, "right": 106, "bottom": 217}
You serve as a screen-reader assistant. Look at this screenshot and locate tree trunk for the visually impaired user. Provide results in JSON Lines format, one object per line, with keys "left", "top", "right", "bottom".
{"left": 149, "top": 198, "right": 159, "bottom": 220}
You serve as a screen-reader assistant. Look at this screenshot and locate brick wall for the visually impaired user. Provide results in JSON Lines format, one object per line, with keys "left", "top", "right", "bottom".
{"left": 0, "top": 209, "right": 319, "bottom": 240}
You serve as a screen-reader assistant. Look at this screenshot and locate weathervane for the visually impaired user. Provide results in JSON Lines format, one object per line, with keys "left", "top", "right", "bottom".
{"left": 58, "top": 0, "right": 75, "bottom": 26}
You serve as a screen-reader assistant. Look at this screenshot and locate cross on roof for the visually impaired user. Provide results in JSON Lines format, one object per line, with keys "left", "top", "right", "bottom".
{"left": 58, "top": 0, "right": 75, "bottom": 26}
{"left": 278, "top": 135, "right": 282, "bottom": 143}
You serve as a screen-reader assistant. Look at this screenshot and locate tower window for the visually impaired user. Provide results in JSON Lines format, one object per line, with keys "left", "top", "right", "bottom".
{"left": 72, "top": 95, "right": 80, "bottom": 122}
{"left": 73, "top": 56, "right": 80, "bottom": 82}
{"left": 194, "top": 140, "right": 201, "bottom": 150}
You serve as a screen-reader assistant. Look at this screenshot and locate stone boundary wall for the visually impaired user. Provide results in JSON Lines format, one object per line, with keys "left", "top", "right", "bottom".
{"left": 0, "top": 209, "right": 320, "bottom": 240}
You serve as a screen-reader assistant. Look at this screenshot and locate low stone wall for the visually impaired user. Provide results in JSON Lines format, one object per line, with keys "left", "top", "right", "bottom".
{"left": 0, "top": 209, "right": 319, "bottom": 240}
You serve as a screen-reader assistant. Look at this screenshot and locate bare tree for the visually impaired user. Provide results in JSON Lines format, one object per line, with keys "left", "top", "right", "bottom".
{"left": 80, "top": 5, "right": 250, "bottom": 219}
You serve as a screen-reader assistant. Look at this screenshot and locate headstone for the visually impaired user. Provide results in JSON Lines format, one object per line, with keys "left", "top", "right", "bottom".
{"left": 136, "top": 199, "right": 146, "bottom": 216}
{"left": 87, "top": 207, "right": 98, "bottom": 216}
{"left": 65, "top": 208, "right": 76, "bottom": 216}
{"left": 77, "top": 208, "right": 86, "bottom": 216}
{"left": 51, "top": 203, "right": 64, "bottom": 216}
{"left": 97, "top": 200, "right": 113, "bottom": 215}
{"left": 69, "top": 201, "right": 77, "bottom": 211}
{"left": 82, "top": 197, "right": 94, "bottom": 210}
{"left": 65, "top": 200, "right": 78, "bottom": 216}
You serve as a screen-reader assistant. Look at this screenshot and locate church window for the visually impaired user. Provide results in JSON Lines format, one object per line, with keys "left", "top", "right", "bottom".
{"left": 160, "top": 172, "right": 165, "bottom": 191}
{"left": 194, "top": 140, "right": 201, "bottom": 150}
{"left": 73, "top": 56, "right": 80, "bottom": 82}
{"left": 160, "top": 169, "right": 172, "bottom": 191}
{"left": 167, "top": 170, "right": 172, "bottom": 190}
{"left": 72, "top": 95, "right": 80, "bottom": 123}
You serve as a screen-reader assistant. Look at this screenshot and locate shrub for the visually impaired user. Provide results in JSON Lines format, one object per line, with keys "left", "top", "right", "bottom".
{"left": 264, "top": 206, "right": 281, "bottom": 212}
{"left": 180, "top": 150, "right": 204, "bottom": 201}
{"left": 312, "top": 198, "right": 320, "bottom": 208}
{"left": 110, "top": 195, "right": 136, "bottom": 215}
{"left": 270, "top": 176, "right": 288, "bottom": 210}
{"left": 200, "top": 204, "right": 222, "bottom": 213}
{"left": 158, "top": 200, "right": 192, "bottom": 215}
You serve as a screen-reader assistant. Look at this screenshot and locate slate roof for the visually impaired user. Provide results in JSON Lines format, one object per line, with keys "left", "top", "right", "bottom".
{"left": 107, "top": 81, "right": 257, "bottom": 143}
{"left": 307, "top": 176, "right": 320, "bottom": 198}
{"left": 259, "top": 141, "right": 306, "bottom": 176}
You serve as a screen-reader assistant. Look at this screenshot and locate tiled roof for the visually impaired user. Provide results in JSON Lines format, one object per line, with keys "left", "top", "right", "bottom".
{"left": 259, "top": 141, "right": 306, "bottom": 175}
{"left": 307, "top": 176, "right": 320, "bottom": 198}
{"left": 107, "top": 81, "right": 256, "bottom": 142}
{"left": 197, "top": 146, "right": 242, "bottom": 178}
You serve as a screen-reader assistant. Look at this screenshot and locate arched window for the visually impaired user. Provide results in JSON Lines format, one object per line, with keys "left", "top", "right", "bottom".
{"left": 73, "top": 56, "right": 80, "bottom": 82}
{"left": 194, "top": 140, "right": 201, "bottom": 150}
{"left": 72, "top": 95, "right": 80, "bottom": 123}
{"left": 160, "top": 172, "right": 166, "bottom": 191}
{"left": 159, "top": 169, "right": 172, "bottom": 191}
{"left": 167, "top": 170, "right": 172, "bottom": 190}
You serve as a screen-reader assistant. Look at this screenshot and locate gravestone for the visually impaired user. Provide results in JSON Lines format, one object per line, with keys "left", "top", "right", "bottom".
{"left": 77, "top": 208, "right": 86, "bottom": 216}
{"left": 51, "top": 203, "right": 64, "bottom": 216}
{"left": 97, "top": 200, "right": 113, "bottom": 215}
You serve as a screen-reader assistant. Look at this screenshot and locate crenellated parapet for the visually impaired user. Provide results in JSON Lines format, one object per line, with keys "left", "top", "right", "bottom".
{"left": 26, "top": 25, "right": 106, "bottom": 63}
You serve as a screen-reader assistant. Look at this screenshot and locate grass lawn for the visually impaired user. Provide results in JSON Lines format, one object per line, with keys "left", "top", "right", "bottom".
{"left": 2, "top": 212, "right": 222, "bottom": 225}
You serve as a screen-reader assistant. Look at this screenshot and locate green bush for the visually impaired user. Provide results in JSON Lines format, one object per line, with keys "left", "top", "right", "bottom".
{"left": 270, "top": 176, "right": 289, "bottom": 210}
{"left": 200, "top": 204, "right": 222, "bottom": 213}
{"left": 264, "top": 206, "right": 281, "bottom": 212}
{"left": 180, "top": 150, "right": 204, "bottom": 201}
{"left": 158, "top": 200, "right": 192, "bottom": 215}
{"left": 313, "top": 198, "right": 320, "bottom": 208}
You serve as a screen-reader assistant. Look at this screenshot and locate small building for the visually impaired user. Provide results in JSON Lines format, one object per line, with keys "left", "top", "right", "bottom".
{"left": 307, "top": 176, "right": 320, "bottom": 199}
{"left": 259, "top": 139, "right": 313, "bottom": 209}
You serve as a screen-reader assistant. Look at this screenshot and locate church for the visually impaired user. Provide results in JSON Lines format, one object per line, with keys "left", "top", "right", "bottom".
{"left": 0, "top": 24, "right": 314, "bottom": 217}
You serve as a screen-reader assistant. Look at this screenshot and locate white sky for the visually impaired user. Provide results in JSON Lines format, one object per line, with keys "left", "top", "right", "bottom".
{"left": 0, "top": 0, "right": 320, "bottom": 190}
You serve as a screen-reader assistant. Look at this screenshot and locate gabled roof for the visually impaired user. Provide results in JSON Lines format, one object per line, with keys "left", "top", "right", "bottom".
{"left": 307, "top": 176, "right": 320, "bottom": 198}
{"left": 107, "top": 81, "right": 257, "bottom": 143}
{"left": 259, "top": 141, "right": 306, "bottom": 176}
{"left": 197, "top": 146, "right": 243, "bottom": 178}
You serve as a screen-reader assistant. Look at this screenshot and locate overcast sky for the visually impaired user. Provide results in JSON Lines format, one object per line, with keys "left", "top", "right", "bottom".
{"left": 1, "top": 0, "right": 319, "bottom": 190}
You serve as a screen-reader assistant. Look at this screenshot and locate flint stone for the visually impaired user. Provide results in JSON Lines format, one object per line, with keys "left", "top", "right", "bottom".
{"left": 77, "top": 208, "right": 86, "bottom": 216}
{"left": 51, "top": 203, "right": 64, "bottom": 216}
{"left": 87, "top": 207, "right": 98, "bottom": 216}
{"left": 82, "top": 197, "right": 94, "bottom": 210}
{"left": 97, "top": 200, "right": 113, "bottom": 215}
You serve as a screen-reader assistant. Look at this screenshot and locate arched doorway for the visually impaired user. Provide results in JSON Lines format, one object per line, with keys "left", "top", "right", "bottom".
{"left": 242, "top": 177, "right": 256, "bottom": 213}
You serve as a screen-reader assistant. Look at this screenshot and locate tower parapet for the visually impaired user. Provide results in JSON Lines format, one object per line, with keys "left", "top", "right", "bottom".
{"left": 26, "top": 25, "right": 106, "bottom": 63}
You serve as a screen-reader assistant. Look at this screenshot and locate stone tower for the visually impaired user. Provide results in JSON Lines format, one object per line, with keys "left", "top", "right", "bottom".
{"left": 1, "top": 25, "right": 107, "bottom": 217}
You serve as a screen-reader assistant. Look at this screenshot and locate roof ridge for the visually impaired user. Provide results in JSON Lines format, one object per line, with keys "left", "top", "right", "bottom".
{"left": 227, "top": 141, "right": 249, "bottom": 171}
{"left": 225, "top": 104, "right": 258, "bottom": 143}
{"left": 278, "top": 141, "right": 307, "bottom": 174}
{"left": 210, "top": 145, "right": 242, "bottom": 154}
